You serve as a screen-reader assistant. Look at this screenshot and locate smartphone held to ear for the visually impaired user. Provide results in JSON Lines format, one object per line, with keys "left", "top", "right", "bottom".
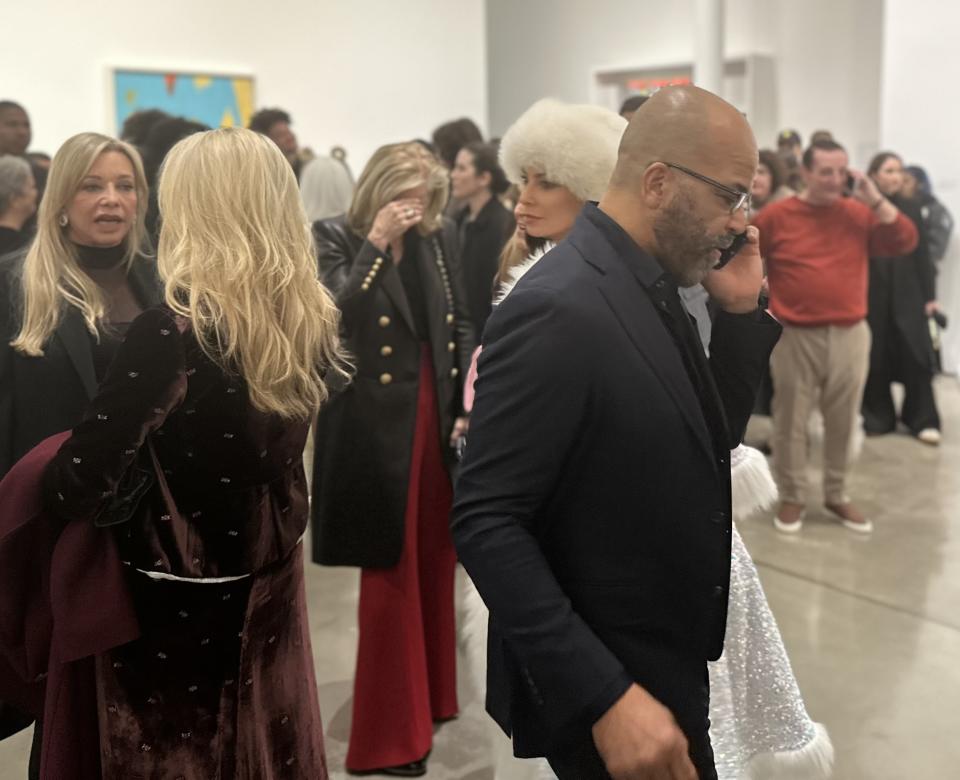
{"left": 716, "top": 232, "right": 748, "bottom": 269}
{"left": 845, "top": 173, "right": 858, "bottom": 196}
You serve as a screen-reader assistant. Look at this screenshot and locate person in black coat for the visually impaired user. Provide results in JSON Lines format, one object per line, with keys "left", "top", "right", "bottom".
{"left": 451, "top": 142, "right": 514, "bottom": 336}
{"left": 0, "top": 131, "right": 157, "bottom": 767}
{"left": 452, "top": 86, "right": 781, "bottom": 780}
{"left": 310, "top": 141, "right": 475, "bottom": 776}
{"left": 863, "top": 152, "right": 942, "bottom": 444}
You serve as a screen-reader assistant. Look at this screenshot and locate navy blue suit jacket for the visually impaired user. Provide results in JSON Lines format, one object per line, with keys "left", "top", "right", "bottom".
{"left": 451, "top": 205, "right": 781, "bottom": 755}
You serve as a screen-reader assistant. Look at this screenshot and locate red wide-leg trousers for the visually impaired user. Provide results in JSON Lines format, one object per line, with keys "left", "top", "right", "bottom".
{"left": 345, "top": 349, "right": 459, "bottom": 771}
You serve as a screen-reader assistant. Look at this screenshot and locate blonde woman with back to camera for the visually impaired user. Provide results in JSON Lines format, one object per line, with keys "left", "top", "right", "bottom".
{"left": 39, "top": 128, "right": 348, "bottom": 778}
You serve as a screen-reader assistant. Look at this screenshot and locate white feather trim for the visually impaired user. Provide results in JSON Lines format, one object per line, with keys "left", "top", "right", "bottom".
{"left": 741, "top": 722, "right": 835, "bottom": 780}
{"left": 730, "top": 445, "right": 778, "bottom": 524}
{"left": 493, "top": 242, "right": 557, "bottom": 306}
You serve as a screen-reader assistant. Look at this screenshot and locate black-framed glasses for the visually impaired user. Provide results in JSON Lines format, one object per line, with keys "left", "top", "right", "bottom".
{"left": 665, "top": 162, "right": 751, "bottom": 215}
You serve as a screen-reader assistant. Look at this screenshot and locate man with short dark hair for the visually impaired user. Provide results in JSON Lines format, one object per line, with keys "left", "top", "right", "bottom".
{"left": 248, "top": 107, "right": 313, "bottom": 179}
{"left": 754, "top": 139, "right": 918, "bottom": 534}
{"left": 453, "top": 86, "right": 780, "bottom": 780}
{"left": 0, "top": 102, "right": 31, "bottom": 157}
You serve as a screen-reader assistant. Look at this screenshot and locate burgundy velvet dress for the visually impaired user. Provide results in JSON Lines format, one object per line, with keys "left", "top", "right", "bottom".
{"left": 42, "top": 307, "right": 327, "bottom": 779}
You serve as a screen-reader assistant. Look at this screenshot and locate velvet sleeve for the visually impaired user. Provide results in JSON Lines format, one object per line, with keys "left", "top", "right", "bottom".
{"left": 42, "top": 308, "right": 187, "bottom": 522}
{"left": 869, "top": 208, "right": 919, "bottom": 258}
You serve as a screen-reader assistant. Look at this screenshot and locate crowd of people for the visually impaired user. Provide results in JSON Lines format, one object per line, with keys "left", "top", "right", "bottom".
{"left": 0, "top": 85, "right": 952, "bottom": 780}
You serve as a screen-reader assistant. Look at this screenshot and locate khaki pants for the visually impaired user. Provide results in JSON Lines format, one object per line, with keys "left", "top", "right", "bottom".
{"left": 770, "top": 321, "right": 871, "bottom": 505}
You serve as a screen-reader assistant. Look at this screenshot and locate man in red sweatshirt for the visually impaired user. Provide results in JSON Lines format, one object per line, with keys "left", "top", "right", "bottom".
{"left": 754, "top": 139, "right": 917, "bottom": 534}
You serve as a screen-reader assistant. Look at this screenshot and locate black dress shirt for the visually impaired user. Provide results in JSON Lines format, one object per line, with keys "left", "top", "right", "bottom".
{"left": 582, "top": 204, "right": 747, "bottom": 460}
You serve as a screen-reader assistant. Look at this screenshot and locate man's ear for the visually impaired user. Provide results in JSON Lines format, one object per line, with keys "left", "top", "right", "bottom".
{"left": 642, "top": 162, "right": 669, "bottom": 208}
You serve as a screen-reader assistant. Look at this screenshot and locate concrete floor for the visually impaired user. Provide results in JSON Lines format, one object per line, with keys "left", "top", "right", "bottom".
{"left": 2, "top": 377, "right": 958, "bottom": 779}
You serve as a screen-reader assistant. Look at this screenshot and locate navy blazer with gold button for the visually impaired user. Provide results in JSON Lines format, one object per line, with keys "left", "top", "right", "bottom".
{"left": 310, "top": 215, "right": 475, "bottom": 569}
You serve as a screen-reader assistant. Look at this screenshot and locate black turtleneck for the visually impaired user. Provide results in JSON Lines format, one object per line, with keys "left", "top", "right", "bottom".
{"left": 76, "top": 242, "right": 127, "bottom": 270}
{"left": 75, "top": 243, "right": 143, "bottom": 380}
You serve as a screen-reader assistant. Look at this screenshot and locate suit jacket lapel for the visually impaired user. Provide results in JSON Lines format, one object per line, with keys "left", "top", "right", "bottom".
{"left": 596, "top": 269, "right": 716, "bottom": 466}
{"left": 55, "top": 307, "right": 98, "bottom": 401}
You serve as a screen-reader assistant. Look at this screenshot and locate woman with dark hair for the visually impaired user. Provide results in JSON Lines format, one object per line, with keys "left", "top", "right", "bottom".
{"left": 139, "top": 116, "right": 209, "bottom": 243}
{"left": 311, "top": 141, "right": 475, "bottom": 776}
{"left": 451, "top": 141, "right": 514, "bottom": 335}
{"left": 751, "top": 149, "right": 794, "bottom": 214}
{"left": 863, "top": 151, "right": 942, "bottom": 444}
{"left": 431, "top": 117, "right": 483, "bottom": 170}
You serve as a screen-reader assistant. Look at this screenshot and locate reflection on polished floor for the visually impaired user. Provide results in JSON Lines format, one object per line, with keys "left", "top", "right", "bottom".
{"left": 2, "top": 378, "right": 958, "bottom": 779}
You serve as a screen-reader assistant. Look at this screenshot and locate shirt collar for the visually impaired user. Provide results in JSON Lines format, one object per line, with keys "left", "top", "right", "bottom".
{"left": 581, "top": 202, "right": 677, "bottom": 291}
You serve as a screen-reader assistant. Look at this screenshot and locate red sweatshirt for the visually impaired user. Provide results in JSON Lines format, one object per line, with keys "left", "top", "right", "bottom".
{"left": 753, "top": 196, "right": 918, "bottom": 327}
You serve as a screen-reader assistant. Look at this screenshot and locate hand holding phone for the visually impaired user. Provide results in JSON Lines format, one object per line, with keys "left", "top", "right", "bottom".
{"left": 716, "top": 231, "right": 748, "bottom": 269}
{"left": 703, "top": 226, "right": 764, "bottom": 314}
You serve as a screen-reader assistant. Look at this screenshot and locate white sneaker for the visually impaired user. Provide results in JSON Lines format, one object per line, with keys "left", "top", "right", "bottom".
{"left": 917, "top": 428, "right": 941, "bottom": 446}
{"left": 773, "top": 504, "right": 805, "bottom": 534}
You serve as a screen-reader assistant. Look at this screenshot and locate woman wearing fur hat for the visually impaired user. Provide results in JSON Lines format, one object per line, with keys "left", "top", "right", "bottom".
{"left": 460, "top": 98, "right": 832, "bottom": 780}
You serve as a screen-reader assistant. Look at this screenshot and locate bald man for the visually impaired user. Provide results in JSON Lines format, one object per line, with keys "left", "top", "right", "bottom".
{"left": 452, "top": 86, "right": 781, "bottom": 780}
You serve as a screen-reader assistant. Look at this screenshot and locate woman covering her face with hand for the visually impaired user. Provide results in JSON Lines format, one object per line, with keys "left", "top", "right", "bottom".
{"left": 310, "top": 141, "right": 475, "bottom": 777}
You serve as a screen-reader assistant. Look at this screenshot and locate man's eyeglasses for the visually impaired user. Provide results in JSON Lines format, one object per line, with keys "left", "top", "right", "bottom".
{"left": 665, "top": 162, "right": 751, "bottom": 215}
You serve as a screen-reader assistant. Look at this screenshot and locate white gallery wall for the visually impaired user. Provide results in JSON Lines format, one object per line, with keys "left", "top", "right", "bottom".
{"left": 1, "top": 0, "right": 487, "bottom": 171}
{"left": 882, "top": 0, "right": 960, "bottom": 372}
{"left": 485, "top": 0, "right": 884, "bottom": 166}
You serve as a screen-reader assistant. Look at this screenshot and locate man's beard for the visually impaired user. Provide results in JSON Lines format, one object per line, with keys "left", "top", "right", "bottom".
{"left": 653, "top": 190, "right": 732, "bottom": 287}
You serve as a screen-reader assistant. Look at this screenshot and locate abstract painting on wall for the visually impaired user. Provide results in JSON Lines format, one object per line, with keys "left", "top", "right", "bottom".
{"left": 113, "top": 69, "right": 255, "bottom": 132}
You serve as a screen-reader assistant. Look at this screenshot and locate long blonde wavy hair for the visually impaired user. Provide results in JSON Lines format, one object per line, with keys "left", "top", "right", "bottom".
{"left": 157, "top": 127, "right": 349, "bottom": 419}
{"left": 11, "top": 133, "right": 148, "bottom": 355}
{"left": 347, "top": 141, "right": 448, "bottom": 238}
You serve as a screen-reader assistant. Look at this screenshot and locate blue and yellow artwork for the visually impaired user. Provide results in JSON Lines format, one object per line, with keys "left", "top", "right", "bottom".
{"left": 113, "top": 70, "right": 255, "bottom": 132}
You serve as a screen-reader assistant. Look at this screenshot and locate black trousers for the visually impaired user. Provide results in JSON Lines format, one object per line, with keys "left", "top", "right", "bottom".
{"left": 863, "top": 319, "right": 940, "bottom": 435}
{"left": 547, "top": 644, "right": 717, "bottom": 780}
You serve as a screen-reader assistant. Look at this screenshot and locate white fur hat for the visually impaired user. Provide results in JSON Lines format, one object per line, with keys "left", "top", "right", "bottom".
{"left": 498, "top": 98, "right": 627, "bottom": 203}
